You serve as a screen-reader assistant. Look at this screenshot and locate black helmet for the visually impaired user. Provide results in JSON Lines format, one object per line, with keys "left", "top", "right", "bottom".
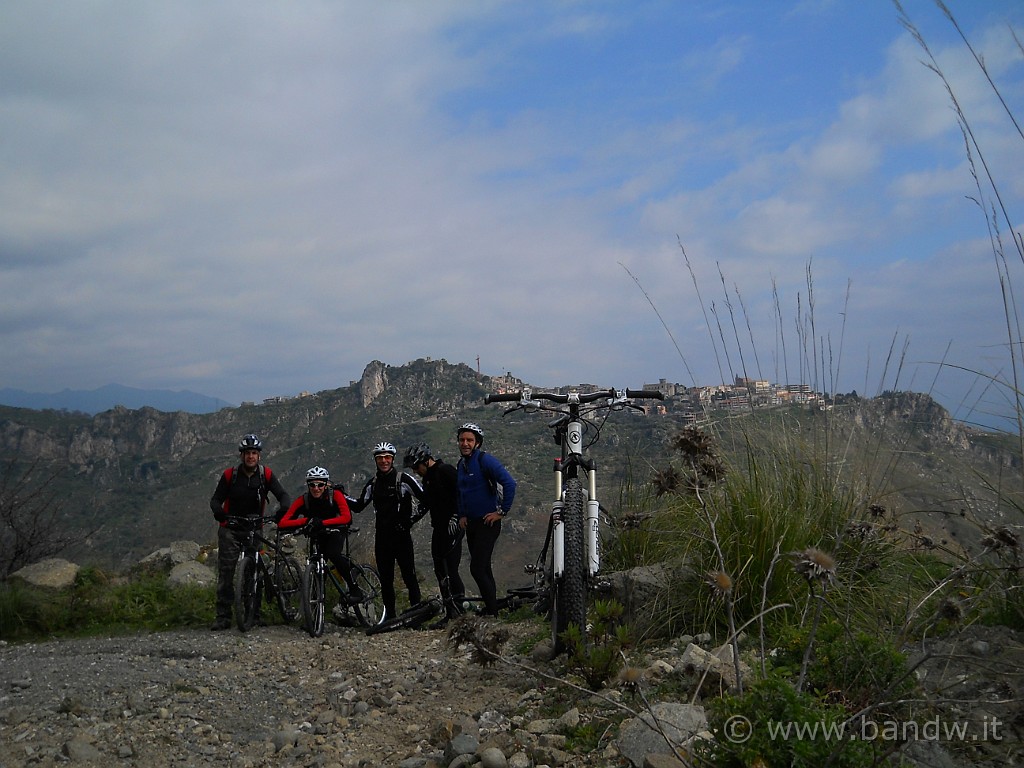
{"left": 238, "top": 434, "right": 263, "bottom": 452}
{"left": 404, "top": 442, "right": 432, "bottom": 468}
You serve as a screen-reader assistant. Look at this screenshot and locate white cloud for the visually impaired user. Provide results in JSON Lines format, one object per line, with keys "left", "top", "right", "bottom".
{"left": 0, "top": 0, "right": 1021, "bottom": 423}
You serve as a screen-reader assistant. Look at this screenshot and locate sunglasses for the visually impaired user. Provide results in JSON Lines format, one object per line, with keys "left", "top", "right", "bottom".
{"left": 307, "top": 481, "right": 328, "bottom": 489}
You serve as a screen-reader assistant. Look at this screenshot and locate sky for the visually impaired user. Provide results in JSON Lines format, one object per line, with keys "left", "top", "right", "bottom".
{"left": 2, "top": 1, "right": 1023, "bottom": 430}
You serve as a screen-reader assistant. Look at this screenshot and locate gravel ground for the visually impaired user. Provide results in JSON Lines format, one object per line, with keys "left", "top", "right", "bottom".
{"left": 3, "top": 617, "right": 1022, "bottom": 768}
{"left": 0, "top": 618, "right": 597, "bottom": 768}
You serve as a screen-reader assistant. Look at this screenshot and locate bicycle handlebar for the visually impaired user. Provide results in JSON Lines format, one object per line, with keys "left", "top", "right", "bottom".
{"left": 483, "top": 392, "right": 521, "bottom": 404}
{"left": 485, "top": 387, "right": 664, "bottom": 405}
{"left": 625, "top": 388, "right": 665, "bottom": 400}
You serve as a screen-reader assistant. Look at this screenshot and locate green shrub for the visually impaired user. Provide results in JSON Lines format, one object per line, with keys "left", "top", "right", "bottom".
{"left": 0, "top": 573, "right": 216, "bottom": 641}
{"left": 699, "top": 675, "right": 878, "bottom": 768}
{"left": 564, "top": 598, "right": 633, "bottom": 690}
{"left": 772, "top": 618, "right": 915, "bottom": 712}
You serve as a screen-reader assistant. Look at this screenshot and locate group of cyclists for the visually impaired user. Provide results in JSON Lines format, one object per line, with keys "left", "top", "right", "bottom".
{"left": 208, "top": 424, "right": 517, "bottom": 631}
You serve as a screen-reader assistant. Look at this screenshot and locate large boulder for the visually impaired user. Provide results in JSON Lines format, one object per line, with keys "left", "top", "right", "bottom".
{"left": 605, "top": 563, "right": 694, "bottom": 636}
{"left": 167, "top": 561, "right": 215, "bottom": 587}
{"left": 615, "top": 702, "right": 709, "bottom": 768}
{"left": 10, "top": 558, "right": 80, "bottom": 590}
{"left": 134, "top": 540, "right": 203, "bottom": 575}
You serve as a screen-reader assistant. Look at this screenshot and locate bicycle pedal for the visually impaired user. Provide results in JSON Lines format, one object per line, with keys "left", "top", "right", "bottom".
{"left": 593, "top": 579, "right": 613, "bottom": 593}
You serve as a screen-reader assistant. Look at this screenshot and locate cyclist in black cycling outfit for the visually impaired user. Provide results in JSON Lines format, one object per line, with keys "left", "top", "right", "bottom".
{"left": 405, "top": 442, "right": 465, "bottom": 626}
{"left": 346, "top": 442, "right": 426, "bottom": 622}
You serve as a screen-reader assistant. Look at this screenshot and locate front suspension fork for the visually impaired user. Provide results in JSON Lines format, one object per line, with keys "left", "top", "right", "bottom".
{"left": 551, "top": 458, "right": 600, "bottom": 580}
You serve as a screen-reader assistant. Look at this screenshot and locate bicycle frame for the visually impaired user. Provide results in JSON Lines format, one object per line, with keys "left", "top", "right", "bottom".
{"left": 551, "top": 403, "right": 603, "bottom": 582}
{"left": 485, "top": 386, "right": 663, "bottom": 652}
{"left": 230, "top": 515, "right": 302, "bottom": 630}
{"left": 300, "top": 525, "right": 383, "bottom": 635}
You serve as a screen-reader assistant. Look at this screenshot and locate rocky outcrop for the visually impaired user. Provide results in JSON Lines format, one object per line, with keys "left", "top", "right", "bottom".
{"left": 10, "top": 557, "right": 80, "bottom": 589}
{"left": 359, "top": 360, "right": 388, "bottom": 408}
{"left": 134, "top": 540, "right": 207, "bottom": 576}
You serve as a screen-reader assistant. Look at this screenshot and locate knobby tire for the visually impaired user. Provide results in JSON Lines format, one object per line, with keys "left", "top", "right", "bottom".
{"left": 301, "top": 563, "right": 326, "bottom": 637}
{"left": 274, "top": 555, "right": 303, "bottom": 624}
{"left": 233, "top": 555, "right": 260, "bottom": 632}
{"left": 552, "top": 476, "right": 587, "bottom": 654}
{"left": 352, "top": 565, "right": 385, "bottom": 627}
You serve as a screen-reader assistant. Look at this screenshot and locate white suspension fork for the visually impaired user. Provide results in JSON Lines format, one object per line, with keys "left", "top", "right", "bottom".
{"left": 552, "top": 457, "right": 564, "bottom": 578}
{"left": 586, "top": 467, "right": 599, "bottom": 577}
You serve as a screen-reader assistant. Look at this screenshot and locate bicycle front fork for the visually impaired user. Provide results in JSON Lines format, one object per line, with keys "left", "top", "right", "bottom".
{"left": 551, "top": 461, "right": 601, "bottom": 580}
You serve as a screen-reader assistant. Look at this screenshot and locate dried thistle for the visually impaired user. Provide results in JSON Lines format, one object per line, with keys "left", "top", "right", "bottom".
{"left": 616, "top": 665, "right": 645, "bottom": 691}
{"left": 669, "top": 426, "right": 726, "bottom": 490}
{"left": 704, "top": 569, "right": 734, "bottom": 597}
{"left": 994, "top": 526, "right": 1020, "bottom": 550}
{"left": 791, "top": 547, "right": 837, "bottom": 586}
{"left": 446, "top": 614, "right": 509, "bottom": 667}
{"left": 936, "top": 597, "right": 964, "bottom": 624}
{"left": 977, "top": 527, "right": 1018, "bottom": 552}
{"left": 671, "top": 425, "right": 715, "bottom": 457}
{"left": 868, "top": 503, "right": 887, "bottom": 518}
{"left": 846, "top": 521, "right": 876, "bottom": 540}
{"left": 651, "top": 466, "right": 682, "bottom": 497}
{"left": 618, "top": 511, "right": 651, "bottom": 530}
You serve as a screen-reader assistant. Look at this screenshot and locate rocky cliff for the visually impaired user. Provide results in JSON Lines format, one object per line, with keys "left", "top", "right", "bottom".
{"left": 0, "top": 359, "right": 1020, "bottom": 572}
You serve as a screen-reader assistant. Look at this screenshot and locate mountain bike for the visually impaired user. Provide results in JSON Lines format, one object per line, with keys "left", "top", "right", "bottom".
{"left": 230, "top": 515, "right": 304, "bottom": 632}
{"left": 363, "top": 590, "right": 526, "bottom": 635}
{"left": 300, "top": 525, "right": 385, "bottom": 637}
{"left": 485, "top": 386, "right": 664, "bottom": 653}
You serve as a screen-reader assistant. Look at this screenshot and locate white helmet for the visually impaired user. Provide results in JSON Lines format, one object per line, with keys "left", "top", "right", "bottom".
{"left": 372, "top": 442, "right": 397, "bottom": 457}
{"left": 305, "top": 466, "right": 330, "bottom": 482}
{"left": 457, "top": 422, "right": 484, "bottom": 446}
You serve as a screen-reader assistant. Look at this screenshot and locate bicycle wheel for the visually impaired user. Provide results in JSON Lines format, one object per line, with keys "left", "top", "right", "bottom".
{"left": 234, "top": 556, "right": 260, "bottom": 632}
{"left": 351, "top": 565, "right": 386, "bottom": 628}
{"left": 301, "top": 562, "right": 326, "bottom": 637}
{"left": 364, "top": 599, "right": 440, "bottom": 635}
{"left": 552, "top": 476, "right": 587, "bottom": 654}
{"left": 274, "top": 555, "right": 303, "bottom": 624}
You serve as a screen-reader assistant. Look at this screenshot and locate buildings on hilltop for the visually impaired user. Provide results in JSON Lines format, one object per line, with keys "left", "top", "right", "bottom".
{"left": 486, "top": 372, "right": 827, "bottom": 424}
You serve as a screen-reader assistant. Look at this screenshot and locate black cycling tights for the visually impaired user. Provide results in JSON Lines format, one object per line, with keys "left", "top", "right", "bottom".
{"left": 375, "top": 527, "right": 421, "bottom": 619}
{"left": 465, "top": 517, "right": 501, "bottom": 615}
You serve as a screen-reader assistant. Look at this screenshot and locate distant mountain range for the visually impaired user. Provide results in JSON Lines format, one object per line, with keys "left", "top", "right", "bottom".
{"left": 0, "top": 384, "right": 233, "bottom": 415}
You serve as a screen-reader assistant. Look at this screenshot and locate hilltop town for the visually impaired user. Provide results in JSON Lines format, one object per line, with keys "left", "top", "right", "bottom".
{"left": 250, "top": 358, "right": 833, "bottom": 428}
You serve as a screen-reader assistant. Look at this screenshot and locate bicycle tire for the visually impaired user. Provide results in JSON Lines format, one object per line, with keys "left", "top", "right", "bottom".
{"left": 352, "top": 565, "right": 385, "bottom": 628}
{"left": 552, "top": 476, "right": 587, "bottom": 653}
{"left": 364, "top": 599, "right": 440, "bottom": 635}
{"left": 274, "top": 555, "right": 303, "bottom": 624}
{"left": 234, "top": 556, "right": 260, "bottom": 632}
{"left": 301, "top": 562, "right": 326, "bottom": 637}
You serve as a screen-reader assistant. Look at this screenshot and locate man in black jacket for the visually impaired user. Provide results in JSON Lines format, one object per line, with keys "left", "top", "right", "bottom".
{"left": 209, "top": 434, "right": 291, "bottom": 630}
{"left": 405, "top": 442, "right": 465, "bottom": 625}
{"left": 346, "top": 442, "right": 425, "bottom": 622}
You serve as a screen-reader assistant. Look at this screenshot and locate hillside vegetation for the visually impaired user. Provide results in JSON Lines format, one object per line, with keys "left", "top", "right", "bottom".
{"left": 1, "top": 358, "right": 1020, "bottom": 579}
{"left": 4, "top": 358, "right": 1023, "bottom": 767}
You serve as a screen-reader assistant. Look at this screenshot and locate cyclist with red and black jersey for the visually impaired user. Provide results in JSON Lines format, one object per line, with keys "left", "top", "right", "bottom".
{"left": 208, "top": 434, "right": 291, "bottom": 630}
{"left": 279, "top": 466, "right": 364, "bottom": 602}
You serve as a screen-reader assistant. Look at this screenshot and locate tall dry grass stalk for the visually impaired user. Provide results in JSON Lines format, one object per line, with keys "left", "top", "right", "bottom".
{"left": 897, "top": 0, "right": 1024, "bottom": 456}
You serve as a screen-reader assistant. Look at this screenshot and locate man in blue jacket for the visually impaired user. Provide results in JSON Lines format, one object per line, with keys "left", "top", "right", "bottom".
{"left": 455, "top": 422, "right": 516, "bottom": 616}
